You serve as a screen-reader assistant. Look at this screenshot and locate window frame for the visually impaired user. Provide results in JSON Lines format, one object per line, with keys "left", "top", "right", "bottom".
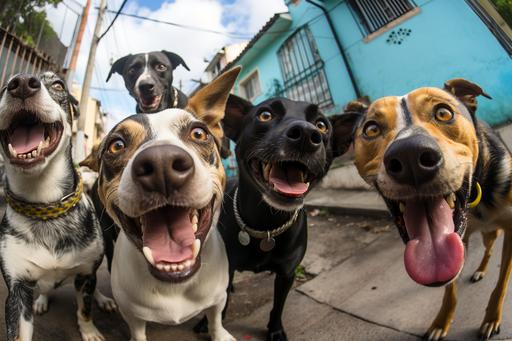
{"left": 239, "top": 69, "right": 262, "bottom": 102}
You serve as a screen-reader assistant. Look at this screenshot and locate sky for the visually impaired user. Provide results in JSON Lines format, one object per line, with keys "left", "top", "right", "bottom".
{"left": 45, "top": 0, "right": 287, "bottom": 128}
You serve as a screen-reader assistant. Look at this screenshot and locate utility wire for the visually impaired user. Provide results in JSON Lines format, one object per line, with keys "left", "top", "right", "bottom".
{"left": 98, "top": 0, "right": 129, "bottom": 41}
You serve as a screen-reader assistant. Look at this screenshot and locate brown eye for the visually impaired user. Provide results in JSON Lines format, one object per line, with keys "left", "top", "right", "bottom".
{"left": 190, "top": 127, "right": 208, "bottom": 141}
{"left": 258, "top": 111, "right": 272, "bottom": 122}
{"left": 108, "top": 139, "right": 126, "bottom": 154}
{"left": 435, "top": 107, "right": 454, "bottom": 122}
{"left": 52, "top": 82, "right": 64, "bottom": 91}
{"left": 316, "top": 119, "right": 328, "bottom": 133}
{"left": 363, "top": 121, "right": 381, "bottom": 138}
{"left": 155, "top": 64, "right": 167, "bottom": 72}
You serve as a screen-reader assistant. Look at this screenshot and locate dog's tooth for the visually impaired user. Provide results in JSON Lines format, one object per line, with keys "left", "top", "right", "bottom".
{"left": 164, "top": 264, "right": 171, "bottom": 272}
{"left": 37, "top": 140, "right": 43, "bottom": 155}
{"left": 26, "top": 153, "right": 32, "bottom": 159}
{"left": 399, "top": 202, "right": 405, "bottom": 213}
{"left": 32, "top": 150, "right": 37, "bottom": 158}
{"left": 192, "top": 223, "right": 198, "bottom": 233}
{"left": 191, "top": 214, "right": 198, "bottom": 225}
{"left": 171, "top": 264, "right": 178, "bottom": 271}
{"left": 184, "top": 260, "right": 191, "bottom": 268}
{"left": 156, "top": 263, "right": 164, "bottom": 270}
{"left": 177, "top": 264, "right": 184, "bottom": 271}
{"left": 192, "top": 239, "right": 201, "bottom": 259}
{"left": 263, "top": 163, "right": 272, "bottom": 181}
{"left": 446, "top": 193, "right": 456, "bottom": 209}
{"left": 8, "top": 144, "right": 16, "bottom": 157}
{"left": 142, "top": 247, "right": 155, "bottom": 266}
{"left": 21, "top": 154, "right": 26, "bottom": 159}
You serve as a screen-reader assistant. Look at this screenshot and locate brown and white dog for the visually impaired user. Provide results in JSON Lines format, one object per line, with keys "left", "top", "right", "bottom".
{"left": 81, "top": 68, "right": 240, "bottom": 341}
{"left": 351, "top": 79, "right": 512, "bottom": 340}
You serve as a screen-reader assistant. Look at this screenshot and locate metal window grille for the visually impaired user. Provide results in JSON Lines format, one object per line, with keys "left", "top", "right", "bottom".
{"left": 277, "top": 26, "right": 334, "bottom": 111}
{"left": 349, "top": 0, "right": 416, "bottom": 34}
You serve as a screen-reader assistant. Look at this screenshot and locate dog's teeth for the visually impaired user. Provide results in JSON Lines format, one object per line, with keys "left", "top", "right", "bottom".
{"left": 191, "top": 214, "right": 198, "bottom": 225}
{"left": 20, "top": 154, "right": 26, "bottom": 159}
{"left": 142, "top": 247, "right": 155, "bottom": 266}
{"left": 26, "top": 153, "right": 32, "bottom": 159}
{"left": 184, "top": 260, "right": 191, "bottom": 268}
{"left": 156, "top": 263, "right": 164, "bottom": 270}
{"left": 192, "top": 223, "right": 198, "bottom": 233}
{"left": 8, "top": 144, "right": 16, "bottom": 157}
{"left": 299, "top": 171, "right": 305, "bottom": 183}
{"left": 263, "top": 163, "right": 271, "bottom": 181}
{"left": 32, "top": 150, "right": 37, "bottom": 158}
{"left": 192, "top": 239, "right": 201, "bottom": 259}
{"left": 37, "top": 140, "right": 43, "bottom": 155}
{"left": 164, "top": 264, "right": 171, "bottom": 272}
{"left": 399, "top": 202, "right": 405, "bottom": 213}
{"left": 446, "top": 193, "right": 456, "bottom": 209}
{"left": 177, "top": 264, "right": 184, "bottom": 271}
{"left": 171, "top": 264, "right": 178, "bottom": 271}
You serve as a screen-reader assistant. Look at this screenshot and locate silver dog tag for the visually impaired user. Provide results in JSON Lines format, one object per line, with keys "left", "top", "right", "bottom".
{"left": 238, "top": 230, "right": 250, "bottom": 246}
{"left": 260, "top": 237, "right": 275, "bottom": 252}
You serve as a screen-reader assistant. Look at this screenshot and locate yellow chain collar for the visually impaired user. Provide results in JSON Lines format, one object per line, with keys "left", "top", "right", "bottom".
{"left": 5, "top": 171, "right": 83, "bottom": 221}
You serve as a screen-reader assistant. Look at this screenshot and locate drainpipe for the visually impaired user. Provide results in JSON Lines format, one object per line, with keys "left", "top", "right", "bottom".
{"left": 304, "top": 0, "right": 361, "bottom": 98}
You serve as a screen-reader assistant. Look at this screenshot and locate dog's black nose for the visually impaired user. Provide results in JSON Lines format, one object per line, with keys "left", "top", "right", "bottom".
{"left": 285, "top": 121, "right": 322, "bottom": 152}
{"left": 7, "top": 74, "right": 41, "bottom": 99}
{"left": 138, "top": 81, "right": 155, "bottom": 94}
{"left": 132, "top": 145, "right": 194, "bottom": 196}
{"left": 384, "top": 134, "right": 443, "bottom": 186}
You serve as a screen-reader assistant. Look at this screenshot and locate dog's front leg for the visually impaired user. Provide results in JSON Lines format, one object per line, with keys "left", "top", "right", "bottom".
{"left": 74, "top": 274, "right": 105, "bottom": 341}
{"left": 5, "top": 280, "right": 35, "bottom": 341}
{"left": 121, "top": 310, "right": 147, "bottom": 341}
{"left": 479, "top": 229, "right": 512, "bottom": 340}
{"left": 267, "top": 272, "right": 294, "bottom": 341}
{"left": 205, "top": 294, "right": 236, "bottom": 341}
{"left": 472, "top": 230, "right": 500, "bottom": 282}
{"left": 425, "top": 281, "right": 457, "bottom": 341}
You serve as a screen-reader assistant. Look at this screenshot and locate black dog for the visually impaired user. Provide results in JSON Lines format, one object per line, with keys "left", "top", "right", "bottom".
{"left": 195, "top": 95, "right": 360, "bottom": 340}
{"left": 106, "top": 50, "right": 190, "bottom": 112}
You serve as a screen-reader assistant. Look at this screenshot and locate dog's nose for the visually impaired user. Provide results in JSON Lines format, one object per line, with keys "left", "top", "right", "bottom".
{"left": 7, "top": 74, "right": 41, "bottom": 99}
{"left": 132, "top": 145, "right": 194, "bottom": 196}
{"left": 384, "top": 134, "right": 443, "bottom": 186}
{"left": 138, "top": 81, "right": 155, "bottom": 93}
{"left": 285, "top": 121, "right": 322, "bottom": 152}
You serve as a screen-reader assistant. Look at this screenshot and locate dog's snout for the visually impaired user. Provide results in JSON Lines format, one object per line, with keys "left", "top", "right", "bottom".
{"left": 132, "top": 145, "right": 194, "bottom": 196}
{"left": 139, "top": 81, "right": 155, "bottom": 93}
{"left": 285, "top": 122, "right": 322, "bottom": 151}
{"left": 384, "top": 134, "right": 443, "bottom": 186}
{"left": 7, "top": 74, "right": 41, "bottom": 99}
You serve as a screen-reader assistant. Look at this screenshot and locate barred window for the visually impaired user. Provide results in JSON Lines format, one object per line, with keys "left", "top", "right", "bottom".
{"left": 349, "top": 0, "right": 417, "bottom": 34}
{"left": 277, "top": 26, "right": 333, "bottom": 111}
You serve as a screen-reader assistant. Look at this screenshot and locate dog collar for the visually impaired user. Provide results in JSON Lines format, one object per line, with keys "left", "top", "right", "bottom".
{"left": 5, "top": 170, "right": 83, "bottom": 221}
{"left": 233, "top": 187, "right": 300, "bottom": 252}
{"left": 172, "top": 87, "right": 178, "bottom": 108}
{"left": 469, "top": 182, "right": 482, "bottom": 208}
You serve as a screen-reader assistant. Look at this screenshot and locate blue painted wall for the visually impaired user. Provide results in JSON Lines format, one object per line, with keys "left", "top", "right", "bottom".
{"left": 232, "top": 0, "right": 512, "bottom": 125}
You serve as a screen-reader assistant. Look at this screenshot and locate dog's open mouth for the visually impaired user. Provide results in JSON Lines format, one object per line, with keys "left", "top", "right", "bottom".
{"left": 139, "top": 94, "right": 162, "bottom": 111}
{"left": 0, "top": 111, "right": 63, "bottom": 167}
{"left": 381, "top": 181, "right": 471, "bottom": 287}
{"left": 114, "top": 198, "right": 214, "bottom": 282}
{"left": 250, "top": 159, "right": 315, "bottom": 200}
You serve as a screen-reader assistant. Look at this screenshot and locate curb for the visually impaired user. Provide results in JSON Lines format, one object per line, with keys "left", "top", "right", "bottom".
{"left": 305, "top": 203, "right": 390, "bottom": 218}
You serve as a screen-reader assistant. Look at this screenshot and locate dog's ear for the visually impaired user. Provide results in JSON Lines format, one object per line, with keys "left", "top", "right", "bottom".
{"left": 106, "top": 54, "right": 132, "bottom": 82}
{"left": 223, "top": 94, "right": 253, "bottom": 142}
{"left": 161, "top": 51, "right": 190, "bottom": 71}
{"left": 329, "top": 99, "right": 366, "bottom": 157}
{"left": 187, "top": 67, "right": 241, "bottom": 144}
{"left": 444, "top": 78, "right": 492, "bottom": 114}
{"left": 69, "top": 93, "right": 80, "bottom": 119}
{"left": 79, "top": 143, "right": 101, "bottom": 172}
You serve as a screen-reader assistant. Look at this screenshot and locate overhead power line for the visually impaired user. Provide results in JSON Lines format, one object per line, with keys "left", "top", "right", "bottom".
{"left": 98, "top": 0, "right": 129, "bottom": 41}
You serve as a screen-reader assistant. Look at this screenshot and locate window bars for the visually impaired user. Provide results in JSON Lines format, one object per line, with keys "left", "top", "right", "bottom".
{"left": 349, "top": 0, "right": 416, "bottom": 34}
{"left": 277, "top": 26, "right": 334, "bottom": 111}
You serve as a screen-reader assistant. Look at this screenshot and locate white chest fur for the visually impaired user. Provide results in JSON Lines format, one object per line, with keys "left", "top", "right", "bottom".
{"left": 111, "top": 229, "right": 229, "bottom": 325}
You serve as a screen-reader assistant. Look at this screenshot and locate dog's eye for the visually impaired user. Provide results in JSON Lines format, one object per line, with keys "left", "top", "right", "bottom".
{"left": 155, "top": 64, "right": 167, "bottom": 72}
{"left": 258, "top": 111, "right": 273, "bottom": 122}
{"left": 315, "top": 119, "right": 328, "bottom": 133}
{"left": 434, "top": 107, "right": 454, "bottom": 122}
{"left": 190, "top": 127, "right": 209, "bottom": 141}
{"left": 363, "top": 121, "right": 381, "bottom": 138}
{"left": 52, "top": 82, "right": 64, "bottom": 91}
{"left": 108, "top": 139, "right": 126, "bottom": 154}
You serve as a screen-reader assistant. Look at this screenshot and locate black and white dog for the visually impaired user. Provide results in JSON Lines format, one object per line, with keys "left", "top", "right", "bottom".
{"left": 0, "top": 72, "right": 115, "bottom": 341}
{"left": 106, "top": 50, "right": 190, "bottom": 113}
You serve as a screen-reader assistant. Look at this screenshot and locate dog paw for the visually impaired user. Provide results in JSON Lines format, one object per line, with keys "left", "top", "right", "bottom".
{"left": 94, "top": 290, "right": 117, "bottom": 312}
{"left": 211, "top": 328, "right": 236, "bottom": 341}
{"left": 78, "top": 322, "right": 105, "bottom": 341}
{"left": 480, "top": 319, "right": 501, "bottom": 340}
{"left": 193, "top": 316, "right": 209, "bottom": 334}
{"left": 33, "top": 294, "right": 49, "bottom": 315}
{"left": 267, "top": 329, "right": 288, "bottom": 341}
{"left": 471, "top": 271, "right": 486, "bottom": 282}
{"left": 424, "top": 327, "right": 448, "bottom": 341}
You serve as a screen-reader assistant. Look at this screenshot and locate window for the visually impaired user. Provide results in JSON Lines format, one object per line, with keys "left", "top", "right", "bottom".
{"left": 240, "top": 70, "right": 262, "bottom": 101}
{"left": 349, "top": 0, "right": 417, "bottom": 34}
{"left": 277, "top": 26, "right": 334, "bottom": 111}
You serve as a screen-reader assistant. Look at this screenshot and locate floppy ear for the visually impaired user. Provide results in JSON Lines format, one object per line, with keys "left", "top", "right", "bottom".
{"left": 79, "top": 143, "right": 101, "bottom": 172}
{"left": 161, "top": 51, "right": 190, "bottom": 71}
{"left": 444, "top": 78, "right": 492, "bottom": 114}
{"left": 69, "top": 94, "right": 80, "bottom": 119}
{"left": 187, "top": 67, "right": 241, "bottom": 144}
{"left": 106, "top": 54, "right": 132, "bottom": 82}
{"left": 223, "top": 94, "right": 253, "bottom": 142}
{"left": 329, "top": 99, "right": 367, "bottom": 157}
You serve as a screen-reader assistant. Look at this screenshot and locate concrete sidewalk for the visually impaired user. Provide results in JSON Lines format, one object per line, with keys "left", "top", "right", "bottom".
{"left": 305, "top": 188, "right": 388, "bottom": 217}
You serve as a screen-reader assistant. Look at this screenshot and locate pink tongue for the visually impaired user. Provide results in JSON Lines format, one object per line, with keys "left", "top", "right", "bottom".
{"left": 10, "top": 124, "right": 45, "bottom": 154}
{"left": 269, "top": 165, "right": 309, "bottom": 197}
{"left": 142, "top": 206, "right": 195, "bottom": 263}
{"left": 403, "top": 197, "right": 464, "bottom": 285}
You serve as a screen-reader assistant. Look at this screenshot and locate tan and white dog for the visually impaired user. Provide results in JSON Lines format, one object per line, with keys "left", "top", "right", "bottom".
{"left": 81, "top": 68, "right": 241, "bottom": 341}
{"left": 351, "top": 79, "right": 512, "bottom": 340}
